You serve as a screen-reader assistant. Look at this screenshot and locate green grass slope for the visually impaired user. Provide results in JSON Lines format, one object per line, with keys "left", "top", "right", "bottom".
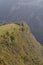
{"left": 0, "top": 22, "right": 43, "bottom": 65}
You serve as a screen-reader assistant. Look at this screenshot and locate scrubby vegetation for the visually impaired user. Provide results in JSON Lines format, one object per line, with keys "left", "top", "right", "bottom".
{"left": 0, "top": 21, "right": 43, "bottom": 65}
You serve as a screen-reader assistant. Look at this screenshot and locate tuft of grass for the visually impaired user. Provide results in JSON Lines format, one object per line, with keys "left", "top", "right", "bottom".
{"left": 0, "top": 21, "right": 43, "bottom": 65}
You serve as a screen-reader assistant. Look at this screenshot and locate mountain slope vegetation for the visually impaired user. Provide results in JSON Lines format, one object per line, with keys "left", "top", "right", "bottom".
{"left": 0, "top": 21, "right": 43, "bottom": 65}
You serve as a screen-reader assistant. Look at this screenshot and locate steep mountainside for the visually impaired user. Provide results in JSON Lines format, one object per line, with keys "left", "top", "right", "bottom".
{"left": 0, "top": 22, "right": 43, "bottom": 65}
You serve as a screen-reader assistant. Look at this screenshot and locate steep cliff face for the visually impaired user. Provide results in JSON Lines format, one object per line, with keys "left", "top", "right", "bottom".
{"left": 0, "top": 22, "right": 43, "bottom": 65}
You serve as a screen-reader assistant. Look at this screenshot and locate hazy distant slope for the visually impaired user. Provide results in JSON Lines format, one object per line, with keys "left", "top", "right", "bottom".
{"left": 0, "top": 21, "right": 43, "bottom": 65}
